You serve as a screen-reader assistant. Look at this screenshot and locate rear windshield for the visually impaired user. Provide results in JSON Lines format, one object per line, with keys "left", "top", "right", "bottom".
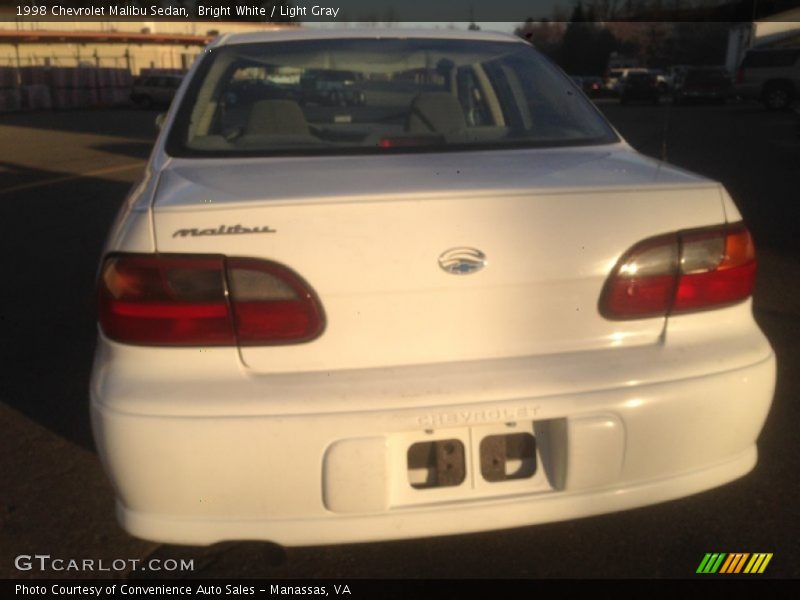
{"left": 166, "top": 38, "right": 618, "bottom": 157}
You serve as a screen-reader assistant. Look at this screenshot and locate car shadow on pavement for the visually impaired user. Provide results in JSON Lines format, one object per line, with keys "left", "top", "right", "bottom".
{"left": 91, "top": 141, "right": 155, "bottom": 161}
{"left": 129, "top": 542, "right": 290, "bottom": 579}
{"left": 1, "top": 109, "right": 161, "bottom": 140}
{"left": 0, "top": 162, "right": 131, "bottom": 452}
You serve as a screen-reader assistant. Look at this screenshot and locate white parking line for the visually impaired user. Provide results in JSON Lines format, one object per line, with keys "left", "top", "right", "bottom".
{"left": 0, "top": 162, "right": 145, "bottom": 196}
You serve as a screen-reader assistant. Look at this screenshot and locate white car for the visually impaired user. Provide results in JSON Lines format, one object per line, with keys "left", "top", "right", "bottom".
{"left": 91, "top": 29, "right": 775, "bottom": 546}
{"left": 605, "top": 67, "right": 649, "bottom": 95}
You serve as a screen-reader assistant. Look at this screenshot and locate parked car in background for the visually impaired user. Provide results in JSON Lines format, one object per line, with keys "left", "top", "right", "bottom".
{"left": 130, "top": 74, "right": 183, "bottom": 109}
{"left": 603, "top": 68, "right": 624, "bottom": 95}
{"left": 619, "top": 71, "right": 659, "bottom": 104}
{"left": 299, "top": 69, "right": 366, "bottom": 106}
{"left": 580, "top": 75, "right": 605, "bottom": 98}
{"left": 736, "top": 48, "right": 800, "bottom": 110}
{"left": 222, "top": 76, "right": 302, "bottom": 118}
{"left": 665, "top": 65, "right": 689, "bottom": 91}
{"left": 604, "top": 67, "right": 649, "bottom": 96}
{"left": 93, "top": 29, "right": 775, "bottom": 547}
{"left": 796, "top": 104, "right": 800, "bottom": 138}
{"left": 571, "top": 76, "right": 604, "bottom": 98}
{"left": 649, "top": 69, "right": 670, "bottom": 93}
{"left": 673, "top": 67, "right": 733, "bottom": 105}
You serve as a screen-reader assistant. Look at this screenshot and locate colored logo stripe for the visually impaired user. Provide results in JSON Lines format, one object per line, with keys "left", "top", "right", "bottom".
{"left": 744, "top": 553, "right": 773, "bottom": 574}
{"left": 719, "top": 553, "right": 748, "bottom": 573}
{"left": 697, "top": 553, "right": 726, "bottom": 573}
{"left": 697, "top": 553, "right": 772, "bottom": 574}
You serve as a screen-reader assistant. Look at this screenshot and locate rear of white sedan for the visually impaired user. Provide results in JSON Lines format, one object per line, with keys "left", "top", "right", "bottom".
{"left": 90, "top": 30, "right": 775, "bottom": 546}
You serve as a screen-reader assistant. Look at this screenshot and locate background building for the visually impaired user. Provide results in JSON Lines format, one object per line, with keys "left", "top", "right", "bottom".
{"left": 0, "top": 17, "right": 293, "bottom": 72}
{"left": 0, "top": 15, "right": 294, "bottom": 111}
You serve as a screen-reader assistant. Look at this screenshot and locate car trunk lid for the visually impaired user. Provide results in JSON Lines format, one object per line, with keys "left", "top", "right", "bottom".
{"left": 152, "top": 146, "right": 725, "bottom": 373}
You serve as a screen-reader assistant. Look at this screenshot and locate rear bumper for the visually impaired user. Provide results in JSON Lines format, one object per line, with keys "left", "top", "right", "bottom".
{"left": 116, "top": 446, "right": 758, "bottom": 547}
{"left": 90, "top": 303, "right": 775, "bottom": 546}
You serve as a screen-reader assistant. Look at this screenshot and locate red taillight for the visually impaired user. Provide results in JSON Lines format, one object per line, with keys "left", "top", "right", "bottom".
{"left": 226, "top": 257, "right": 325, "bottom": 345}
{"left": 97, "top": 254, "right": 325, "bottom": 346}
{"left": 600, "top": 224, "right": 756, "bottom": 320}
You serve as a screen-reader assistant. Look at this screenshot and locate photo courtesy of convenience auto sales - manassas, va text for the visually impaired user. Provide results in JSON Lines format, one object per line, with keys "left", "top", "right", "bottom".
{"left": 15, "top": 584, "right": 346, "bottom": 596}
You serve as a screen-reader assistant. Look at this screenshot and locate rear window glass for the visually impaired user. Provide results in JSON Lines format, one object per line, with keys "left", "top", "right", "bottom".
{"left": 166, "top": 38, "right": 617, "bottom": 157}
{"left": 741, "top": 50, "right": 800, "bottom": 68}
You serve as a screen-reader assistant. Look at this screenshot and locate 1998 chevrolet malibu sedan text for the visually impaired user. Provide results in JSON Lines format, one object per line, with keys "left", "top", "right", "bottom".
{"left": 90, "top": 29, "right": 775, "bottom": 546}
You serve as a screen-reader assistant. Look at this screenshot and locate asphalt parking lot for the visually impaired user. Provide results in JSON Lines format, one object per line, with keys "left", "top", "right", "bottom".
{"left": 1, "top": 100, "right": 798, "bottom": 579}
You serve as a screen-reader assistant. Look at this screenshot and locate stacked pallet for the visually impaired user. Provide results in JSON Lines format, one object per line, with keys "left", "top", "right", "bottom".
{"left": 0, "top": 66, "right": 137, "bottom": 112}
{"left": 139, "top": 67, "right": 185, "bottom": 78}
{"left": 48, "top": 67, "right": 98, "bottom": 109}
{"left": 0, "top": 67, "right": 22, "bottom": 112}
{"left": 19, "top": 67, "right": 52, "bottom": 110}
{"left": 97, "top": 68, "right": 133, "bottom": 106}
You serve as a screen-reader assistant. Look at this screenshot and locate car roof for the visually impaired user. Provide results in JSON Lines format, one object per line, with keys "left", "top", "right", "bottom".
{"left": 211, "top": 27, "right": 525, "bottom": 49}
